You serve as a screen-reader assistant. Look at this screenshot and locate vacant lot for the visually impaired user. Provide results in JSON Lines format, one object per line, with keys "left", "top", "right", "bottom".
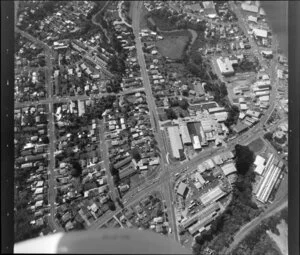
{"left": 248, "top": 138, "right": 265, "bottom": 153}
{"left": 156, "top": 35, "right": 190, "bottom": 59}
{"left": 267, "top": 219, "right": 288, "bottom": 255}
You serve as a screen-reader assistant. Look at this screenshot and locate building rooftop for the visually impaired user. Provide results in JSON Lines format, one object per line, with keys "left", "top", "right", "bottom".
{"left": 200, "top": 186, "right": 227, "bottom": 206}
{"left": 221, "top": 163, "right": 237, "bottom": 176}
{"left": 177, "top": 182, "right": 189, "bottom": 197}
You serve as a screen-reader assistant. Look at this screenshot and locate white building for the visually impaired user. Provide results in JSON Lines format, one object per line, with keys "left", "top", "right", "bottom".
{"left": 254, "top": 155, "right": 266, "bottom": 175}
{"left": 221, "top": 163, "right": 237, "bottom": 176}
{"left": 193, "top": 135, "right": 201, "bottom": 150}
{"left": 253, "top": 28, "right": 268, "bottom": 38}
{"left": 179, "top": 124, "right": 192, "bottom": 144}
{"left": 200, "top": 186, "right": 226, "bottom": 206}
{"left": 167, "top": 126, "right": 183, "bottom": 159}
{"left": 216, "top": 57, "right": 235, "bottom": 76}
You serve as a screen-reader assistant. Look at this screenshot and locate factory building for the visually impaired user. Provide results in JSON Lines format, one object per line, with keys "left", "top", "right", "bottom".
{"left": 221, "top": 163, "right": 237, "bottom": 176}
{"left": 254, "top": 154, "right": 283, "bottom": 203}
{"left": 255, "top": 163, "right": 282, "bottom": 203}
{"left": 253, "top": 28, "right": 268, "bottom": 38}
{"left": 181, "top": 202, "right": 221, "bottom": 229}
{"left": 200, "top": 186, "right": 227, "bottom": 206}
{"left": 179, "top": 124, "right": 192, "bottom": 145}
{"left": 167, "top": 126, "right": 183, "bottom": 159}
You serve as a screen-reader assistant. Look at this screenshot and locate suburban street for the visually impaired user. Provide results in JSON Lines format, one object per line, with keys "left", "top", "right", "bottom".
{"left": 99, "top": 119, "right": 120, "bottom": 203}
{"left": 14, "top": 87, "right": 145, "bottom": 109}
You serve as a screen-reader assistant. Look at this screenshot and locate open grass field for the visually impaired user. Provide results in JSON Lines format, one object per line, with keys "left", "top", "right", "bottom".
{"left": 155, "top": 34, "right": 190, "bottom": 59}
{"left": 248, "top": 137, "right": 265, "bottom": 153}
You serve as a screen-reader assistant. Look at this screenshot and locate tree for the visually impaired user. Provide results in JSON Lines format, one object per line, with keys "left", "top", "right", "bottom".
{"left": 131, "top": 148, "right": 141, "bottom": 162}
{"left": 70, "top": 159, "right": 82, "bottom": 177}
{"left": 178, "top": 99, "right": 189, "bottom": 110}
{"left": 107, "top": 200, "right": 116, "bottom": 211}
{"left": 235, "top": 144, "right": 254, "bottom": 175}
{"left": 165, "top": 108, "right": 177, "bottom": 120}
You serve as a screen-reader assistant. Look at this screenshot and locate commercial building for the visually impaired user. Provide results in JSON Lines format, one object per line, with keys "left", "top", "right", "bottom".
{"left": 216, "top": 57, "right": 235, "bottom": 76}
{"left": 200, "top": 186, "right": 227, "bottom": 206}
{"left": 179, "top": 124, "right": 192, "bottom": 145}
{"left": 221, "top": 163, "right": 237, "bottom": 176}
{"left": 181, "top": 202, "right": 221, "bottom": 229}
{"left": 167, "top": 126, "right": 183, "bottom": 159}
{"left": 254, "top": 155, "right": 266, "bottom": 175}
{"left": 177, "top": 182, "right": 189, "bottom": 198}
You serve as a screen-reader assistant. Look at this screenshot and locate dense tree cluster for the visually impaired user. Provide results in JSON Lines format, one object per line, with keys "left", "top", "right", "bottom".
{"left": 232, "top": 208, "right": 288, "bottom": 255}
{"left": 147, "top": 8, "right": 206, "bottom": 32}
{"left": 165, "top": 108, "right": 178, "bottom": 120}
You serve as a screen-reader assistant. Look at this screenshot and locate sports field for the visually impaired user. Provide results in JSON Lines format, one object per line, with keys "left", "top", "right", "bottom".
{"left": 155, "top": 34, "right": 190, "bottom": 59}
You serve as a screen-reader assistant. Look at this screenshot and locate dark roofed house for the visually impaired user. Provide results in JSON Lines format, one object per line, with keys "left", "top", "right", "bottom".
{"left": 62, "top": 212, "right": 72, "bottom": 223}
{"left": 113, "top": 156, "right": 132, "bottom": 169}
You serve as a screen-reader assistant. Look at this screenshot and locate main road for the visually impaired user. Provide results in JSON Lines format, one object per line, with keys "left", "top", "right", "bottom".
{"left": 127, "top": 0, "right": 179, "bottom": 241}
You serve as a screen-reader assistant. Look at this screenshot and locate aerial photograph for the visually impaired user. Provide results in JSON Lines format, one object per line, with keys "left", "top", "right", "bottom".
{"left": 13, "top": 1, "right": 288, "bottom": 254}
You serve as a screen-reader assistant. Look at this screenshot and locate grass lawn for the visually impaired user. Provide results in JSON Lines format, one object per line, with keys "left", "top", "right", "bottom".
{"left": 155, "top": 35, "right": 190, "bottom": 59}
{"left": 248, "top": 138, "right": 265, "bottom": 153}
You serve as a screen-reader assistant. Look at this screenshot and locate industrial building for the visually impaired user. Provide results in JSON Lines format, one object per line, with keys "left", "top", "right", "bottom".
{"left": 216, "top": 57, "right": 235, "bottom": 76}
{"left": 221, "top": 163, "right": 237, "bottom": 176}
{"left": 177, "top": 182, "right": 189, "bottom": 198}
{"left": 188, "top": 210, "right": 220, "bottom": 235}
{"left": 179, "top": 124, "right": 192, "bottom": 145}
{"left": 254, "top": 155, "right": 266, "bottom": 175}
{"left": 200, "top": 186, "right": 227, "bottom": 206}
{"left": 254, "top": 154, "right": 283, "bottom": 203}
{"left": 167, "top": 126, "right": 183, "bottom": 159}
{"left": 181, "top": 202, "right": 221, "bottom": 229}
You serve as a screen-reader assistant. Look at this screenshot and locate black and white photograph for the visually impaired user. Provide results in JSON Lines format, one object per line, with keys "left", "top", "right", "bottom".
{"left": 1, "top": 1, "right": 297, "bottom": 254}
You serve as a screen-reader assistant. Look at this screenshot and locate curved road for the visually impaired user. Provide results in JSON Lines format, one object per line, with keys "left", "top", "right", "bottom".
{"left": 225, "top": 195, "right": 288, "bottom": 254}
